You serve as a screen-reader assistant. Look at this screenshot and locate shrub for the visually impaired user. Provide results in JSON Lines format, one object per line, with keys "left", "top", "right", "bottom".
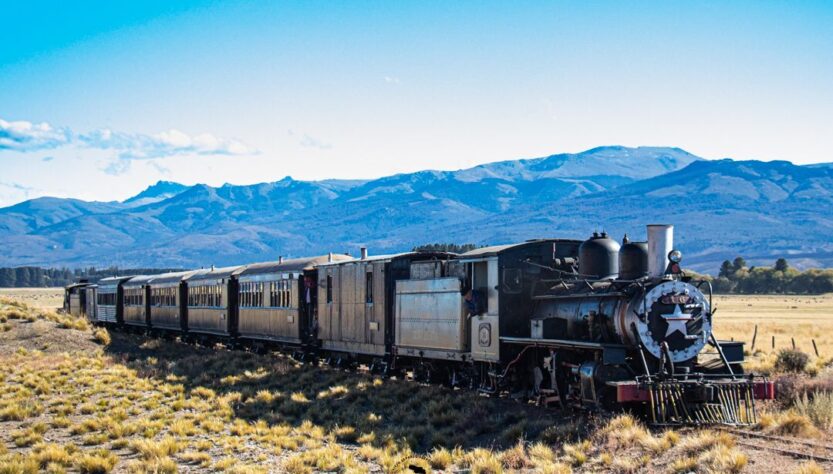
{"left": 775, "top": 349, "right": 809, "bottom": 373}
{"left": 793, "top": 392, "right": 833, "bottom": 430}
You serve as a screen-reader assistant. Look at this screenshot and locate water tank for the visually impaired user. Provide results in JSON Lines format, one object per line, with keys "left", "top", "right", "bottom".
{"left": 619, "top": 235, "right": 649, "bottom": 280}
{"left": 578, "top": 232, "right": 620, "bottom": 279}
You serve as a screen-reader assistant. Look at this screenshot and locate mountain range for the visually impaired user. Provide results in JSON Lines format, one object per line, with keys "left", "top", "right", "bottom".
{"left": 2, "top": 145, "right": 832, "bottom": 274}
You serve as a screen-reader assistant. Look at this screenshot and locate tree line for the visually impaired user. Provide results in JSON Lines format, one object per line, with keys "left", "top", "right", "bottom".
{"left": 703, "top": 257, "right": 833, "bottom": 294}
{"left": 0, "top": 266, "right": 184, "bottom": 288}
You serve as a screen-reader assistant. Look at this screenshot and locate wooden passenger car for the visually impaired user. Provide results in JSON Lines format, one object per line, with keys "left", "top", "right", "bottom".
{"left": 457, "top": 239, "right": 581, "bottom": 362}
{"left": 64, "top": 282, "right": 90, "bottom": 316}
{"left": 184, "top": 266, "right": 244, "bottom": 337}
{"left": 316, "top": 251, "right": 455, "bottom": 358}
{"left": 122, "top": 275, "right": 153, "bottom": 328}
{"left": 148, "top": 270, "right": 203, "bottom": 332}
{"left": 94, "top": 276, "right": 134, "bottom": 325}
{"left": 236, "top": 255, "right": 352, "bottom": 345}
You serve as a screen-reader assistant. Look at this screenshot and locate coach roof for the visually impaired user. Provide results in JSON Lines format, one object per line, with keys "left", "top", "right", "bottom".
{"left": 239, "top": 254, "right": 353, "bottom": 276}
{"left": 184, "top": 265, "right": 245, "bottom": 283}
{"left": 122, "top": 275, "right": 156, "bottom": 287}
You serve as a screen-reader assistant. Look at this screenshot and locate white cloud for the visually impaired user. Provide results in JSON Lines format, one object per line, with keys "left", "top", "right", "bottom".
{"left": 287, "top": 129, "right": 332, "bottom": 150}
{"left": 102, "top": 159, "right": 132, "bottom": 176}
{"left": 299, "top": 134, "right": 332, "bottom": 150}
{"left": 80, "top": 128, "right": 257, "bottom": 160}
{"left": 1, "top": 116, "right": 257, "bottom": 164}
{"left": 0, "top": 118, "right": 71, "bottom": 152}
{"left": 383, "top": 76, "right": 401, "bottom": 84}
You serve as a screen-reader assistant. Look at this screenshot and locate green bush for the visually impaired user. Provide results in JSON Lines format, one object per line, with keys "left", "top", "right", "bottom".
{"left": 775, "top": 349, "right": 809, "bottom": 373}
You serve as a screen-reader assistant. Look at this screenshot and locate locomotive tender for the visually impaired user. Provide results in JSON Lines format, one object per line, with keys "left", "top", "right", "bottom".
{"left": 66, "top": 224, "right": 774, "bottom": 425}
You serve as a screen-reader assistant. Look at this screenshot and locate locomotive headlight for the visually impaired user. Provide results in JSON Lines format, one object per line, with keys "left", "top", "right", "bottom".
{"left": 668, "top": 249, "right": 683, "bottom": 264}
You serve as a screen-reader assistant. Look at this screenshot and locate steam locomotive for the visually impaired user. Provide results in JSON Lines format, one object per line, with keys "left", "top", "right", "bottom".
{"left": 64, "top": 224, "right": 774, "bottom": 425}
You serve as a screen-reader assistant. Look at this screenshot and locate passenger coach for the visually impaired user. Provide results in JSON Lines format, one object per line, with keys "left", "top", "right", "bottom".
{"left": 122, "top": 275, "right": 153, "bottom": 330}
{"left": 94, "top": 276, "right": 134, "bottom": 325}
{"left": 184, "top": 265, "right": 245, "bottom": 338}
{"left": 236, "top": 255, "right": 352, "bottom": 347}
{"left": 148, "top": 270, "right": 203, "bottom": 333}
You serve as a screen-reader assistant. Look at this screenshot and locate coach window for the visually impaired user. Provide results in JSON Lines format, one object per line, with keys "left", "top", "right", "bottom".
{"left": 326, "top": 275, "right": 333, "bottom": 303}
{"left": 365, "top": 271, "right": 373, "bottom": 304}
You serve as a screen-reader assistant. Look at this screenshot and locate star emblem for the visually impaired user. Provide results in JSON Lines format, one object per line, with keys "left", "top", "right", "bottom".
{"left": 661, "top": 304, "right": 691, "bottom": 337}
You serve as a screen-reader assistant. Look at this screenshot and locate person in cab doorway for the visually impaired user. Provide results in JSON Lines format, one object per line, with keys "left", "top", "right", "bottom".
{"left": 462, "top": 284, "right": 484, "bottom": 317}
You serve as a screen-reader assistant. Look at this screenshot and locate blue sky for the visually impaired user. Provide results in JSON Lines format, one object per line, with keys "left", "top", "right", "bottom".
{"left": 1, "top": 1, "right": 831, "bottom": 206}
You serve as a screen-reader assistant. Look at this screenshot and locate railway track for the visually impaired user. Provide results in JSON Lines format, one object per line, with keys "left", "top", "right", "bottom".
{"left": 715, "top": 426, "right": 833, "bottom": 463}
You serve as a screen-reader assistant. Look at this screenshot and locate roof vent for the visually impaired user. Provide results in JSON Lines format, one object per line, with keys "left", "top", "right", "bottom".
{"left": 278, "top": 256, "right": 284, "bottom": 264}
{"left": 360, "top": 247, "right": 368, "bottom": 260}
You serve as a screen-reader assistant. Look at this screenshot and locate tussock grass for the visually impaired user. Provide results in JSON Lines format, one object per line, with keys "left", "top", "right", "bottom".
{"left": 92, "top": 328, "right": 111, "bottom": 345}
{"left": 31, "top": 443, "right": 73, "bottom": 468}
{"left": 0, "top": 454, "right": 40, "bottom": 474}
{"left": 794, "top": 461, "right": 825, "bottom": 474}
{"left": 129, "top": 437, "right": 181, "bottom": 460}
{"left": 696, "top": 444, "right": 748, "bottom": 473}
{"left": 75, "top": 450, "right": 118, "bottom": 474}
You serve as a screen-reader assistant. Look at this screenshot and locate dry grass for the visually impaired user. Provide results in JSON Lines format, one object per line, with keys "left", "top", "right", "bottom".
{"left": 795, "top": 461, "right": 826, "bottom": 474}
{"left": 92, "top": 328, "right": 111, "bottom": 346}
{"left": 0, "top": 288, "right": 65, "bottom": 309}
{"left": 2, "top": 291, "right": 830, "bottom": 473}
{"left": 714, "top": 294, "right": 833, "bottom": 374}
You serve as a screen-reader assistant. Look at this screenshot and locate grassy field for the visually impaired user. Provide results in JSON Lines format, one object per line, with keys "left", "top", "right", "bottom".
{"left": 713, "top": 294, "right": 833, "bottom": 374}
{"left": 1, "top": 291, "right": 831, "bottom": 473}
{"left": 0, "top": 288, "right": 65, "bottom": 310}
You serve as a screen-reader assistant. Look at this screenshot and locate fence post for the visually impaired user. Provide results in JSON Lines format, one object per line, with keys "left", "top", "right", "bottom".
{"left": 751, "top": 325, "right": 758, "bottom": 351}
{"left": 813, "top": 339, "right": 820, "bottom": 357}
{"left": 791, "top": 338, "right": 796, "bottom": 350}
{"left": 772, "top": 335, "right": 775, "bottom": 350}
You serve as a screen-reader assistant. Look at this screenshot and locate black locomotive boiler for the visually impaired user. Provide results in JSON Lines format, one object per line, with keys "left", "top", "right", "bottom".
{"left": 497, "top": 225, "right": 772, "bottom": 424}
{"left": 66, "top": 224, "right": 774, "bottom": 425}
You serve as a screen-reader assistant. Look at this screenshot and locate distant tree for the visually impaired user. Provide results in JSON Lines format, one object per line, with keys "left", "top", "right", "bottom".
{"left": 719, "top": 260, "right": 733, "bottom": 278}
{"left": 711, "top": 277, "right": 737, "bottom": 293}
{"left": 775, "top": 258, "right": 789, "bottom": 272}
{"left": 712, "top": 256, "right": 833, "bottom": 295}
{"left": 0, "top": 266, "right": 185, "bottom": 287}
{"left": 0, "top": 268, "right": 15, "bottom": 287}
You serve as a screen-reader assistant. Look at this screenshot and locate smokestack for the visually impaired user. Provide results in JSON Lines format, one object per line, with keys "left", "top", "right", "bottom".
{"left": 328, "top": 252, "right": 333, "bottom": 263}
{"left": 647, "top": 224, "right": 673, "bottom": 277}
{"left": 360, "top": 247, "right": 368, "bottom": 260}
{"left": 278, "top": 256, "right": 284, "bottom": 264}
